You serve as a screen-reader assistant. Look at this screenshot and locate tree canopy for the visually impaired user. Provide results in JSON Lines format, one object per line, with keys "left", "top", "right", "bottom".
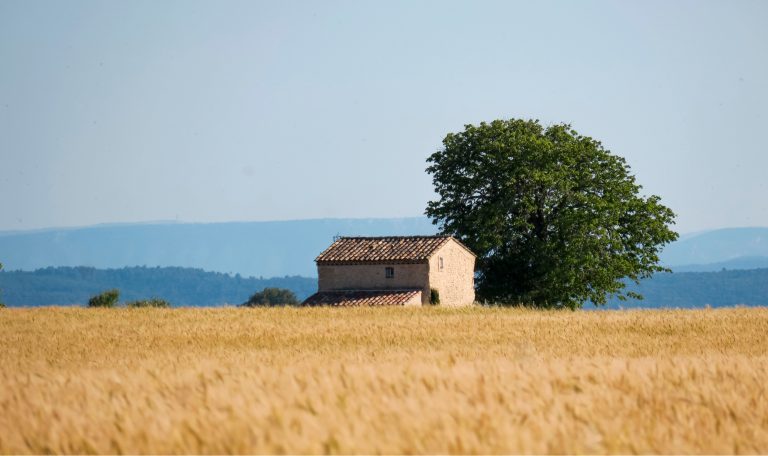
{"left": 426, "top": 119, "right": 678, "bottom": 309}
{"left": 88, "top": 289, "right": 120, "bottom": 308}
{"left": 241, "top": 287, "right": 299, "bottom": 307}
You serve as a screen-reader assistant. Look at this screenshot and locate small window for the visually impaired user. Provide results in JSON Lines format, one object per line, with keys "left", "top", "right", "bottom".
{"left": 438, "top": 256, "right": 444, "bottom": 271}
{"left": 385, "top": 267, "right": 394, "bottom": 278}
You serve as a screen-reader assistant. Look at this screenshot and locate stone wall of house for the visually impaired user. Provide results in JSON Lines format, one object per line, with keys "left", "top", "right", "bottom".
{"left": 318, "top": 263, "right": 430, "bottom": 304}
{"left": 427, "top": 239, "right": 476, "bottom": 306}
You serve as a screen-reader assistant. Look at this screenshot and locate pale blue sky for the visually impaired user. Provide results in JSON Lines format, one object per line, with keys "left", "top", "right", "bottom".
{"left": 1, "top": 0, "right": 766, "bottom": 233}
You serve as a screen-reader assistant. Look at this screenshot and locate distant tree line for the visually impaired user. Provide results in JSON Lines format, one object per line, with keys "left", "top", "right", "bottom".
{"left": 603, "top": 268, "right": 768, "bottom": 309}
{"left": 0, "top": 266, "right": 316, "bottom": 307}
{"left": 3, "top": 264, "right": 768, "bottom": 309}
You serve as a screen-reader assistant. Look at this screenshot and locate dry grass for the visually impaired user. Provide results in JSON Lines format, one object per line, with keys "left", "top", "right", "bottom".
{"left": 1, "top": 306, "right": 767, "bottom": 454}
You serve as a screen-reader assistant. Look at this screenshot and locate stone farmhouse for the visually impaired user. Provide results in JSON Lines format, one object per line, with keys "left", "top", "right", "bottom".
{"left": 302, "top": 235, "right": 476, "bottom": 307}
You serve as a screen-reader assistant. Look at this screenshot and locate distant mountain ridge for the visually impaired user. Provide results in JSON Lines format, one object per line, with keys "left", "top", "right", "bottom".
{"left": 660, "top": 227, "right": 768, "bottom": 268}
{"left": 0, "top": 218, "right": 437, "bottom": 278}
{"left": 671, "top": 256, "right": 768, "bottom": 272}
{"left": 2, "top": 219, "right": 768, "bottom": 276}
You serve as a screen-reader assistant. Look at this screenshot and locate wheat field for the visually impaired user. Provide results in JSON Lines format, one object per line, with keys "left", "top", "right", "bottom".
{"left": 1, "top": 306, "right": 767, "bottom": 454}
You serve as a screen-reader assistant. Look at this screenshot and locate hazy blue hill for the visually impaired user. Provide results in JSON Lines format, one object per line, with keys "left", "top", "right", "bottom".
{"left": 672, "top": 256, "right": 768, "bottom": 272}
{"left": 0, "top": 266, "right": 316, "bottom": 307}
{"left": 3, "top": 265, "right": 767, "bottom": 309}
{"left": 661, "top": 227, "right": 768, "bottom": 267}
{"left": 4, "top": 220, "right": 768, "bottom": 308}
{"left": 604, "top": 268, "right": 768, "bottom": 309}
{"left": 4, "top": 220, "right": 768, "bottom": 277}
{"left": 0, "top": 217, "right": 437, "bottom": 278}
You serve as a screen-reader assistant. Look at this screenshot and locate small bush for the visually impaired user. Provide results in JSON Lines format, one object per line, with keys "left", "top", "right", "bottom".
{"left": 430, "top": 288, "right": 440, "bottom": 305}
{"left": 88, "top": 289, "right": 120, "bottom": 308}
{"left": 241, "top": 288, "right": 299, "bottom": 307}
{"left": 126, "top": 298, "right": 171, "bottom": 308}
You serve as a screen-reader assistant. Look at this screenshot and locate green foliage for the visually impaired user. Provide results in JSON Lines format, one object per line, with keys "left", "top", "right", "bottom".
{"left": 430, "top": 288, "right": 440, "bottom": 305}
{"left": 126, "top": 298, "right": 171, "bottom": 308}
{"left": 426, "top": 119, "right": 678, "bottom": 309}
{"left": 241, "top": 287, "right": 299, "bottom": 307}
{"left": 88, "top": 289, "right": 120, "bottom": 308}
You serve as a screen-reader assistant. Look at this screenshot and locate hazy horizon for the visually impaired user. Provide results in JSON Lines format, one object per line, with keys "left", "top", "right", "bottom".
{"left": 3, "top": 215, "right": 767, "bottom": 238}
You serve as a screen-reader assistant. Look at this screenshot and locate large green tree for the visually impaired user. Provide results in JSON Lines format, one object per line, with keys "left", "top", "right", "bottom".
{"left": 426, "top": 119, "right": 678, "bottom": 309}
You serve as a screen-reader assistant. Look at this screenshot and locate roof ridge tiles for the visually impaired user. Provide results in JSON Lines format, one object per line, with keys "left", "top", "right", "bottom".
{"left": 315, "top": 235, "right": 454, "bottom": 264}
{"left": 338, "top": 235, "right": 451, "bottom": 240}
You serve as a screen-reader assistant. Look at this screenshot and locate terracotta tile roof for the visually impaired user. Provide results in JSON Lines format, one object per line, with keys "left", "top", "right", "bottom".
{"left": 315, "top": 235, "right": 471, "bottom": 264}
{"left": 302, "top": 289, "right": 421, "bottom": 307}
